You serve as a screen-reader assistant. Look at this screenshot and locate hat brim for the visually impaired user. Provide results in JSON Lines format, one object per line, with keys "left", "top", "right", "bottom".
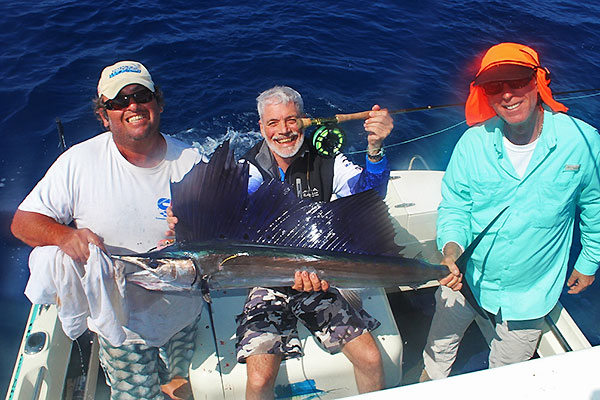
{"left": 101, "top": 78, "right": 155, "bottom": 100}
{"left": 474, "top": 64, "right": 535, "bottom": 86}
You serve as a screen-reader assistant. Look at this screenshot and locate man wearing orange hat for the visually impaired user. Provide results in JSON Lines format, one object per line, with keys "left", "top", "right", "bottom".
{"left": 421, "top": 42, "right": 600, "bottom": 380}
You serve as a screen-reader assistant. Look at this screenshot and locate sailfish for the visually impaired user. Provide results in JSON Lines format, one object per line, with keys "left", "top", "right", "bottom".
{"left": 114, "top": 140, "right": 502, "bottom": 318}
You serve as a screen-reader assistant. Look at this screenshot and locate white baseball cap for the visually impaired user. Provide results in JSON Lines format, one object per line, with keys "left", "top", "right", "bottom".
{"left": 97, "top": 61, "right": 155, "bottom": 99}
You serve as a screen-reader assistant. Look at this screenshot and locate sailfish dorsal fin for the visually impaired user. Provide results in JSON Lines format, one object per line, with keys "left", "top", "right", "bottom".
{"left": 170, "top": 141, "right": 403, "bottom": 256}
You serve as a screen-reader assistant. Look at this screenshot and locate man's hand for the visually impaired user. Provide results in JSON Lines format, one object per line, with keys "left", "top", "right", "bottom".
{"left": 567, "top": 269, "right": 595, "bottom": 294}
{"left": 291, "top": 271, "right": 330, "bottom": 292}
{"left": 165, "top": 205, "right": 178, "bottom": 237}
{"left": 364, "top": 104, "right": 393, "bottom": 152}
{"left": 156, "top": 206, "right": 177, "bottom": 250}
{"left": 11, "top": 209, "right": 105, "bottom": 264}
{"left": 61, "top": 228, "right": 106, "bottom": 264}
{"left": 438, "top": 241, "right": 463, "bottom": 291}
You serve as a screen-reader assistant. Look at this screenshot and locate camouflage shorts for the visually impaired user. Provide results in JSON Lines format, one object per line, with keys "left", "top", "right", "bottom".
{"left": 235, "top": 287, "right": 380, "bottom": 362}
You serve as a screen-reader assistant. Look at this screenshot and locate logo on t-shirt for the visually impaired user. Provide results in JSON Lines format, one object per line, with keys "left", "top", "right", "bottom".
{"left": 156, "top": 197, "right": 170, "bottom": 220}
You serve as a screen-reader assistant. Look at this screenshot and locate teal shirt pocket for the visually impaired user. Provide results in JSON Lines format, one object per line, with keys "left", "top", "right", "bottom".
{"left": 470, "top": 179, "right": 512, "bottom": 232}
{"left": 532, "top": 177, "right": 579, "bottom": 228}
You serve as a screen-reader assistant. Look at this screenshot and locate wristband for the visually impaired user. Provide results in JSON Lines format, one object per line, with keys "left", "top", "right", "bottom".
{"left": 367, "top": 147, "right": 384, "bottom": 161}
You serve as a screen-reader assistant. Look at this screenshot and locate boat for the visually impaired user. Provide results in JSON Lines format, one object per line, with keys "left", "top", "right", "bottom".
{"left": 5, "top": 168, "right": 597, "bottom": 400}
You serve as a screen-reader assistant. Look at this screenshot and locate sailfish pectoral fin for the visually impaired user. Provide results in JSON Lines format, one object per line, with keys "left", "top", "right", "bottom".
{"left": 454, "top": 206, "right": 509, "bottom": 320}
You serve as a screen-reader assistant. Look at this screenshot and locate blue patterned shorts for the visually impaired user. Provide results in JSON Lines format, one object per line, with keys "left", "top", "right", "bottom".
{"left": 97, "top": 318, "right": 198, "bottom": 400}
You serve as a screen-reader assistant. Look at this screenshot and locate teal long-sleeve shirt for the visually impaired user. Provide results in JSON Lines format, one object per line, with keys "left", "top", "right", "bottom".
{"left": 437, "top": 109, "right": 600, "bottom": 320}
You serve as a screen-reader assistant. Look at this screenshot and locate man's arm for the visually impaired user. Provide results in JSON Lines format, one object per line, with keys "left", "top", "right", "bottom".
{"left": 364, "top": 104, "right": 393, "bottom": 154}
{"left": 333, "top": 105, "right": 393, "bottom": 197}
{"left": 436, "top": 136, "right": 473, "bottom": 250}
{"left": 436, "top": 135, "right": 474, "bottom": 287}
{"left": 568, "top": 129, "right": 600, "bottom": 293}
{"left": 11, "top": 209, "right": 105, "bottom": 263}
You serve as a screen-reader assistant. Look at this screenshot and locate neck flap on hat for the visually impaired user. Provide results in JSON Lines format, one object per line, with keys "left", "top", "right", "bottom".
{"left": 465, "top": 43, "right": 568, "bottom": 126}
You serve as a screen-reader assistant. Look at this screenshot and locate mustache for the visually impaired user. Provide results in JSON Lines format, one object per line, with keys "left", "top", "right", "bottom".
{"left": 272, "top": 132, "right": 299, "bottom": 141}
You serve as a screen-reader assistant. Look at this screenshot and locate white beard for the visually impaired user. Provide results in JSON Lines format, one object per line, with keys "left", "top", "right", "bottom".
{"left": 265, "top": 133, "right": 305, "bottom": 159}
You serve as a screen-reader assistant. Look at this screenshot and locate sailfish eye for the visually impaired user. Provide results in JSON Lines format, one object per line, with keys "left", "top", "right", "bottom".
{"left": 148, "top": 259, "right": 162, "bottom": 269}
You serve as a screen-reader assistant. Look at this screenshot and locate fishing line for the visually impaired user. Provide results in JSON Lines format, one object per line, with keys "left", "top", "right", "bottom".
{"left": 306, "top": 88, "right": 600, "bottom": 157}
{"left": 344, "top": 120, "right": 466, "bottom": 155}
{"left": 299, "top": 337, "right": 325, "bottom": 400}
{"left": 555, "top": 91, "right": 600, "bottom": 101}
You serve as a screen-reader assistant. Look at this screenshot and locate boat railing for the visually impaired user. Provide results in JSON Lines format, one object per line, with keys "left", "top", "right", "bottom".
{"left": 407, "top": 155, "right": 431, "bottom": 170}
{"left": 30, "top": 367, "right": 46, "bottom": 400}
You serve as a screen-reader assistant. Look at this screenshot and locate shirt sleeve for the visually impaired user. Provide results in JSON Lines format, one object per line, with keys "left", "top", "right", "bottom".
{"left": 331, "top": 153, "right": 390, "bottom": 199}
{"left": 573, "top": 129, "right": 600, "bottom": 276}
{"left": 246, "top": 162, "right": 264, "bottom": 195}
{"left": 436, "top": 136, "right": 473, "bottom": 252}
{"left": 18, "top": 152, "right": 75, "bottom": 225}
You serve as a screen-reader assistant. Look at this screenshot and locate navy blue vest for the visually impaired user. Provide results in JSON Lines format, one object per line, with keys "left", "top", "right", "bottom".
{"left": 243, "top": 140, "right": 335, "bottom": 202}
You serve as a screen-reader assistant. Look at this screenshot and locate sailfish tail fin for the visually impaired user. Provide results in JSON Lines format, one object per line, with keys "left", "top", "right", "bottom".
{"left": 455, "top": 206, "right": 508, "bottom": 319}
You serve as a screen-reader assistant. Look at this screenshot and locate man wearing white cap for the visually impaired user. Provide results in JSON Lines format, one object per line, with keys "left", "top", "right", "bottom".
{"left": 421, "top": 42, "right": 600, "bottom": 380}
{"left": 12, "top": 61, "right": 202, "bottom": 399}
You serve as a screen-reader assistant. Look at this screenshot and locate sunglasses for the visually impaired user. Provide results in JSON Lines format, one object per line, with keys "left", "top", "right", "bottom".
{"left": 103, "top": 88, "right": 154, "bottom": 110}
{"left": 481, "top": 76, "right": 534, "bottom": 96}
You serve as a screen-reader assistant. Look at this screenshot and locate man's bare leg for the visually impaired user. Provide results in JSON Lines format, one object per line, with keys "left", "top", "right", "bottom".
{"left": 161, "top": 375, "right": 192, "bottom": 400}
{"left": 342, "top": 332, "right": 384, "bottom": 393}
{"left": 245, "top": 353, "right": 283, "bottom": 400}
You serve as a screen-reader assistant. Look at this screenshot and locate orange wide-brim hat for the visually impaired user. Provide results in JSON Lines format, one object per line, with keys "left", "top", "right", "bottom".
{"left": 465, "top": 42, "right": 568, "bottom": 126}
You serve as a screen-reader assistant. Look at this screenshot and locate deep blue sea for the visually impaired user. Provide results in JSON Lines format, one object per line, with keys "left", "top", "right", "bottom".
{"left": 1, "top": 0, "right": 599, "bottom": 395}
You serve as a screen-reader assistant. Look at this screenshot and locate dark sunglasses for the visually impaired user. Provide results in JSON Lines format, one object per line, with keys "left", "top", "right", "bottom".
{"left": 103, "top": 88, "right": 154, "bottom": 110}
{"left": 481, "top": 76, "right": 534, "bottom": 96}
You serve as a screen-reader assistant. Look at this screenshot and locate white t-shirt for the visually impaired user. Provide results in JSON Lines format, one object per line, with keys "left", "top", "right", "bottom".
{"left": 503, "top": 136, "right": 538, "bottom": 178}
{"left": 19, "top": 131, "right": 204, "bottom": 346}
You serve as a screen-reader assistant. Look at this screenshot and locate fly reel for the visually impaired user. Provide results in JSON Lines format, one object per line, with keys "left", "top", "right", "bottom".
{"left": 312, "top": 124, "right": 345, "bottom": 158}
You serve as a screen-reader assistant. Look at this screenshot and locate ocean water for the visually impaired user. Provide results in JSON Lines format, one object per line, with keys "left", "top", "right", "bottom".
{"left": 1, "top": 0, "right": 599, "bottom": 395}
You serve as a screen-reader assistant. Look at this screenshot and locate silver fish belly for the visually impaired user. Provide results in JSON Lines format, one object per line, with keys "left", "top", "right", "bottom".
{"left": 115, "top": 256, "right": 199, "bottom": 292}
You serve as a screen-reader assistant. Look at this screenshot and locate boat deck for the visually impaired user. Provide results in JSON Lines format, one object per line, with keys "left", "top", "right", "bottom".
{"left": 65, "top": 286, "right": 491, "bottom": 399}
{"left": 388, "top": 287, "right": 490, "bottom": 384}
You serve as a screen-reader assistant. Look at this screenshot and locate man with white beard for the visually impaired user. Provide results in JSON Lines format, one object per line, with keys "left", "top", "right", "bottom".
{"left": 236, "top": 85, "right": 394, "bottom": 399}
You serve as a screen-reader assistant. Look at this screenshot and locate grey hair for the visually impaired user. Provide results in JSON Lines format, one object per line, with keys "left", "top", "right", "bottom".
{"left": 256, "top": 86, "right": 304, "bottom": 120}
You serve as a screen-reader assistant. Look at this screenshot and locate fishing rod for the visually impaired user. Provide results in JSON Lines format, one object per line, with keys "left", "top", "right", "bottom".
{"left": 303, "top": 88, "right": 600, "bottom": 157}
{"left": 299, "top": 102, "right": 466, "bottom": 129}
{"left": 56, "top": 117, "right": 68, "bottom": 152}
